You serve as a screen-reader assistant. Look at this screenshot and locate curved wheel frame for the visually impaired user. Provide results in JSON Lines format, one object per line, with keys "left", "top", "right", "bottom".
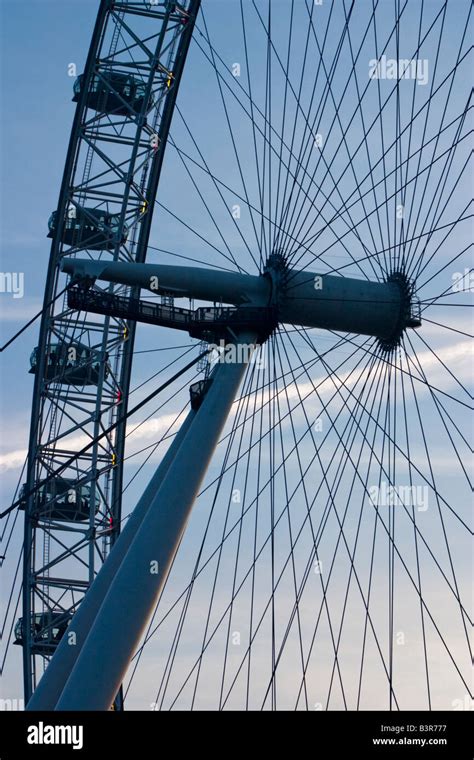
{"left": 21, "top": 0, "right": 201, "bottom": 703}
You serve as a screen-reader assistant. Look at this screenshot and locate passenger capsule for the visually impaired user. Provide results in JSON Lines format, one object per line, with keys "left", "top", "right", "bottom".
{"left": 29, "top": 341, "right": 109, "bottom": 386}
{"left": 18, "top": 478, "right": 98, "bottom": 522}
{"left": 48, "top": 206, "right": 128, "bottom": 251}
{"left": 14, "top": 612, "right": 71, "bottom": 655}
{"left": 73, "top": 71, "right": 154, "bottom": 116}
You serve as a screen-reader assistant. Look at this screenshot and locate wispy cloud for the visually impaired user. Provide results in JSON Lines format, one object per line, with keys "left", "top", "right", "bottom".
{"left": 0, "top": 339, "right": 471, "bottom": 474}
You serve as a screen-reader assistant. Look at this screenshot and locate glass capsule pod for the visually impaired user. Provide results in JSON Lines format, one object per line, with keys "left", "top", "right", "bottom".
{"left": 18, "top": 478, "right": 98, "bottom": 522}
{"left": 73, "top": 71, "right": 154, "bottom": 116}
{"left": 14, "top": 611, "right": 71, "bottom": 655}
{"left": 29, "top": 341, "right": 109, "bottom": 386}
{"left": 47, "top": 206, "right": 128, "bottom": 251}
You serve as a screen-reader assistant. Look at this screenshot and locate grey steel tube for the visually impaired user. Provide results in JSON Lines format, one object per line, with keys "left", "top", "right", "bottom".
{"left": 280, "top": 269, "right": 402, "bottom": 340}
{"left": 26, "top": 409, "right": 196, "bottom": 710}
{"left": 61, "top": 259, "right": 270, "bottom": 306}
{"left": 61, "top": 258, "right": 404, "bottom": 340}
{"left": 55, "top": 338, "right": 255, "bottom": 710}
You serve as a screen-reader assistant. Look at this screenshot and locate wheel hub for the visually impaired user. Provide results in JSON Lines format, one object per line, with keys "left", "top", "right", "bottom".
{"left": 377, "top": 271, "right": 422, "bottom": 353}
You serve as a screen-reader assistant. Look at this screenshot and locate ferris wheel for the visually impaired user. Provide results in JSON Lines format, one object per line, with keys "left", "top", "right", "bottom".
{"left": 1, "top": 0, "right": 472, "bottom": 712}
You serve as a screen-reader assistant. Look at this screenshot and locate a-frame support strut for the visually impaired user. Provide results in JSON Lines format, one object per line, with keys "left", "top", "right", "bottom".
{"left": 26, "top": 410, "right": 197, "bottom": 710}
{"left": 34, "top": 335, "right": 256, "bottom": 710}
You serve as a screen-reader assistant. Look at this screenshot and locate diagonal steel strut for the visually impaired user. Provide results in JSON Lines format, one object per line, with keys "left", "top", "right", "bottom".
{"left": 53, "top": 335, "right": 256, "bottom": 710}
{"left": 26, "top": 411, "right": 197, "bottom": 710}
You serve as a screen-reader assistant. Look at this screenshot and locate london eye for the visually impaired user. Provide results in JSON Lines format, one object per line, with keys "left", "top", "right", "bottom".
{"left": 0, "top": 0, "right": 472, "bottom": 713}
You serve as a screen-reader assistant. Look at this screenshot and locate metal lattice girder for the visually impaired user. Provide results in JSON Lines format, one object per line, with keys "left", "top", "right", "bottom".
{"left": 22, "top": 0, "right": 201, "bottom": 703}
